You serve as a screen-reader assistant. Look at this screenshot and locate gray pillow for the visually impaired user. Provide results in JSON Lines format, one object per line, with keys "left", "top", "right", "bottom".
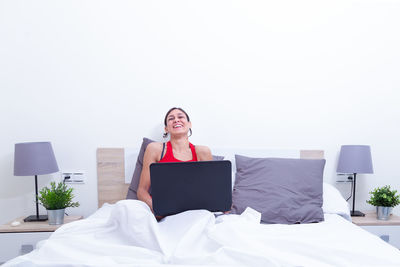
{"left": 212, "top": 155, "right": 225, "bottom": 161}
{"left": 126, "top": 137, "right": 155, "bottom": 199}
{"left": 126, "top": 138, "right": 224, "bottom": 199}
{"left": 231, "top": 155, "right": 325, "bottom": 224}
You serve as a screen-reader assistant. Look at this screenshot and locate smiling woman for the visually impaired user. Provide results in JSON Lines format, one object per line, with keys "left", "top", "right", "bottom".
{"left": 137, "top": 107, "right": 213, "bottom": 212}
{"left": 163, "top": 107, "right": 192, "bottom": 138}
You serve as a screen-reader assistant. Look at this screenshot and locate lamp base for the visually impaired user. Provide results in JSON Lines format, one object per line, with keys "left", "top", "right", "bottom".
{"left": 23, "top": 215, "right": 48, "bottom": 222}
{"left": 351, "top": 210, "right": 365, "bottom": 217}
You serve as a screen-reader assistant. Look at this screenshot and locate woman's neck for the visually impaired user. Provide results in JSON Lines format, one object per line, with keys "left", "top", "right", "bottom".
{"left": 169, "top": 136, "right": 190, "bottom": 152}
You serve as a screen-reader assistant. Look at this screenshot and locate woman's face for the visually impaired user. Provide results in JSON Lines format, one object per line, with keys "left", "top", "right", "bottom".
{"left": 165, "top": 109, "right": 191, "bottom": 137}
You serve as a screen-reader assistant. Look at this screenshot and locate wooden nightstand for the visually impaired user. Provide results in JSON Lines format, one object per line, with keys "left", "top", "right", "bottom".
{"left": 0, "top": 215, "right": 83, "bottom": 263}
{"left": 352, "top": 212, "right": 400, "bottom": 249}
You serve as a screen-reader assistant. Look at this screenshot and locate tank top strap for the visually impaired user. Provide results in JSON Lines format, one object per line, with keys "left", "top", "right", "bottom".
{"left": 160, "top": 142, "right": 166, "bottom": 161}
{"left": 189, "top": 142, "right": 198, "bottom": 161}
{"left": 166, "top": 141, "right": 173, "bottom": 155}
{"left": 158, "top": 141, "right": 173, "bottom": 162}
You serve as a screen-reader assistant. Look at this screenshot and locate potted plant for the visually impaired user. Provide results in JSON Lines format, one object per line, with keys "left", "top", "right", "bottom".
{"left": 366, "top": 185, "right": 400, "bottom": 220}
{"left": 38, "top": 181, "right": 80, "bottom": 225}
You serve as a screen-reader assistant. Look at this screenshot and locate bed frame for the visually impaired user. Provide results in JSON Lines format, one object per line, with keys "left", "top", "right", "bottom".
{"left": 96, "top": 148, "right": 324, "bottom": 208}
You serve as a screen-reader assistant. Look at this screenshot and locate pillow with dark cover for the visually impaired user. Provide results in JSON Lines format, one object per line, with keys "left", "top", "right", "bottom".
{"left": 126, "top": 137, "right": 224, "bottom": 199}
{"left": 212, "top": 155, "right": 224, "bottom": 161}
{"left": 231, "top": 155, "right": 325, "bottom": 224}
{"left": 126, "top": 137, "right": 154, "bottom": 200}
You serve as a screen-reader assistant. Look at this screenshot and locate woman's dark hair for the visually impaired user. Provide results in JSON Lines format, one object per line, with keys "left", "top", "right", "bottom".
{"left": 163, "top": 107, "right": 190, "bottom": 126}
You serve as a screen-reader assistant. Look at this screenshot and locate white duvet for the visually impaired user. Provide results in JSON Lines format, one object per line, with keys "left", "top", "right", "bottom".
{"left": 5, "top": 200, "right": 400, "bottom": 267}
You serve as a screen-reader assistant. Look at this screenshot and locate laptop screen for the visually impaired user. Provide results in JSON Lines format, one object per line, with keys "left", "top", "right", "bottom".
{"left": 150, "top": 160, "right": 232, "bottom": 216}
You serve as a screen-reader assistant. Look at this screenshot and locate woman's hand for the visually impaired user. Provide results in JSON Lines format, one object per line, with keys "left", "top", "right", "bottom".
{"left": 155, "top": 215, "right": 165, "bottom": 221}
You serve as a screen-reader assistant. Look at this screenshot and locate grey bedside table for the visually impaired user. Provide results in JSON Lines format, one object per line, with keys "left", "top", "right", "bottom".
{"left": 0, "top": 215, "right": 83, "bottom": 263}
{"left": 352, "top": 212, "right": 400, "bottom": 249}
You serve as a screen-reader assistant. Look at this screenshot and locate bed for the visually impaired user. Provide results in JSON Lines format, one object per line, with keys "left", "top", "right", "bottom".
{"left": 4, "top": 144, "right": 400, "bottom": 267}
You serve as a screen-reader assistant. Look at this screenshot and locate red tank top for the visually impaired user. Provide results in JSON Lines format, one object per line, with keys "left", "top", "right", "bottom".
{"left": 159, "top": 141, "right": 198, "bottom": 162}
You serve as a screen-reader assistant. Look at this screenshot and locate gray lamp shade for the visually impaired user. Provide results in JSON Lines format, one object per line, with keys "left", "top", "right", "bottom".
{"left": 336, "top": 145, "right": 373, "bottom": 174}
{"left": 14, "top": 142, "right": 59, "bottom": 176}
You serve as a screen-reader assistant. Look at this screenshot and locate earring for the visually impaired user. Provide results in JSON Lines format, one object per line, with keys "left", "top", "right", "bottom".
{"left": 188, "top": 128, "right": 192, "bottom": 137}
{"left": 163, "top": 132, "right": 169, "bottom": 138}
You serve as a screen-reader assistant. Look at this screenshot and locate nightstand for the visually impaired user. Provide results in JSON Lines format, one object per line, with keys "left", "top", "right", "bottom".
{"left": 0, "top": 215, "right": 83, "bottom": 263}
{"left": 352, "top": 212, "right": 400, "bottom": 249}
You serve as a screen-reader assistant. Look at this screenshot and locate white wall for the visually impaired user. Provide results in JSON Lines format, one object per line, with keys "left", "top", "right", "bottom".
{"left": 1, "top": 0, "right": 399, "bottom": 224}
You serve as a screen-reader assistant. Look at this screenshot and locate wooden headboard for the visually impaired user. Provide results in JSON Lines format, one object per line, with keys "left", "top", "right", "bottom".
{"left": 96, "top": 148, "right": 324, "bottom": 208}
{"left": 97, "top": 148, "right": 127, "bottom": 208}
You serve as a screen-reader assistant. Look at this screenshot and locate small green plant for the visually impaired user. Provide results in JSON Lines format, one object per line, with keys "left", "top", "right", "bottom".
{"left": 366, "top": 185, "right": 400, "bottom": 207}
{"left": 38, "top": 182, "right": 80, "bottom": 210}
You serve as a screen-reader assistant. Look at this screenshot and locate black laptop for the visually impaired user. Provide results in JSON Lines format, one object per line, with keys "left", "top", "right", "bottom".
{"left": 150, "top": 160, "right": 232, "bottom": 217}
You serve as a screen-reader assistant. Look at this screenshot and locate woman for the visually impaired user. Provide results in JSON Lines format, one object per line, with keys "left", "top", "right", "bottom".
{"left": 137, "top": 107, "right": 213, "bottom": 212}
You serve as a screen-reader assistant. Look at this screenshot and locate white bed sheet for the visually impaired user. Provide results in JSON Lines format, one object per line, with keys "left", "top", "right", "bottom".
{"left": 5, "top": 200, "right": 400, "bottom": 267}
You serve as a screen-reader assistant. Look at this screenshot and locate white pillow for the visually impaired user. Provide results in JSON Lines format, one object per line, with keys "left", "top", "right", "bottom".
{"left": 322, "top": 182, "right": 351, "bottom": 221}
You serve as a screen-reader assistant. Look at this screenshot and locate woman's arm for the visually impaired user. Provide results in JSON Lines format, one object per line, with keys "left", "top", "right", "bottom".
{"left": 195, "top": 145, "right": 213, "bottom": 161}
{"left": 137, "top": 142, "right": 161, "bottom": 211}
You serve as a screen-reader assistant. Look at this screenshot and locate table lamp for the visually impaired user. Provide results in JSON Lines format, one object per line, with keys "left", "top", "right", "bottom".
{"left": 337, "top": 145, "right": 373, "bottom": 217}
{"left": 14, "top": 142, "right": 59, "bottom": 222}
